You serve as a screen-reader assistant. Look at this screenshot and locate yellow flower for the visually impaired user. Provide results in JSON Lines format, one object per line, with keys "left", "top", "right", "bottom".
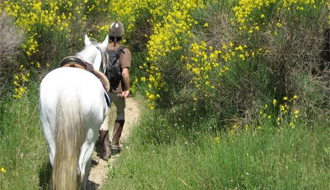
{"left": 289, "top": 122, "right": 296, "bottom": 129}
{"left": 244, "top": 125, "right": 249, "bottom": 131}
{"left": 273, "top": 99, "right": 277, "bottom": 106}
{"left": 148, "top": 105, "right": 155, "bottom": 110}
{"left": 235, "top": 45, "right": 243, "bottom": 51}
{"left": 276, "top": 22, "right": 282, "bottom": 28}
{"left": 1, "top": 167, "right": 6, "bottom": 173}
{"left": 214, "top": 137, "right": 220, "bottom": 143}
{"left": 230, "top": 129, "right": 235, "bottom": 136}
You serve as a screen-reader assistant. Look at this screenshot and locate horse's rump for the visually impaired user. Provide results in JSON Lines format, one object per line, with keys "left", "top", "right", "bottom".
{"left": 40, "top": 67, "right": 108, "bottom": 190}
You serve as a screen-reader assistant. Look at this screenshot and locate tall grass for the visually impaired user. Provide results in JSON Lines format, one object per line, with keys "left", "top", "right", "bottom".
{"left": 0, "top": 80, "right": 51, "bottom": 190}
{"left": 102, "top": 107, "right": 330, "bottom": 189}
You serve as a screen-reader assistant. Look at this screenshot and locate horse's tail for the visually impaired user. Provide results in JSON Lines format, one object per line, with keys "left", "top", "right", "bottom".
{"left": 52, "top": 88, "right": 85, "bottom": 190}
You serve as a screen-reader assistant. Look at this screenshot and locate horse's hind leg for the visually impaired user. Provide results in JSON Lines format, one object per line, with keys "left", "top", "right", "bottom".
{"left": 40, "top": 80, "right": 58, "bottom": 166}
{"left": 79, "top": 129, "right": 99, "bottom": 188}
{"left": 79, "top": 147, "right": 93, "bottom": 189}
{"left": 40, "top": 111, "right": 56, "bottom": 166}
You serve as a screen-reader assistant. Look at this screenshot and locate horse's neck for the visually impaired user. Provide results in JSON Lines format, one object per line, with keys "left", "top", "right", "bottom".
{"left": 75, "top": 53, "right": 98, "bottom": 71}
{"left": 75, "top": 52, "right": 89, "bottom": 63}
{"left": 92, "top": 54, "right": 102, "bottom": 71}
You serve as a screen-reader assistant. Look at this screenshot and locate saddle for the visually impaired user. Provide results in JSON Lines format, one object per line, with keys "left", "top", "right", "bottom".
{"left": 60, "top": 56, "right": 110, "bottom": 92}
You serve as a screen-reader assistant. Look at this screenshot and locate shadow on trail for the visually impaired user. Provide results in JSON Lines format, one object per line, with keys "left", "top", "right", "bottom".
{"left": 38, "top": 162, "right": 52, "bottom": 190}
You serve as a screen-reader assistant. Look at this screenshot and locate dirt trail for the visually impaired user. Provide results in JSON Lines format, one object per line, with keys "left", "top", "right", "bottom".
{"left": 87, "top": 96, "right": 141, "bottom": 190}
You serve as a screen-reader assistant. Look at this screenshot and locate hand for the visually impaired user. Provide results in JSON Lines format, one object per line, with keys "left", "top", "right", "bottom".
{"left": 119, "top": 90, "right": 130, "bottom": 98}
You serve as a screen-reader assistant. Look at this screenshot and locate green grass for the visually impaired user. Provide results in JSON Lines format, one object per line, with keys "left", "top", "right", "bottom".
{"left": 0, "top": 82, "right": 51, "bottom": 190}
{"left": 102, "top": 107, "right": 330, "bottom": 189}
{"left": 1, "top": 89, "right": 329, "bottom": 189}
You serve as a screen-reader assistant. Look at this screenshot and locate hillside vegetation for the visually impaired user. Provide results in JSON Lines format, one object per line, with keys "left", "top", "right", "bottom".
{"left": 0, "top": 0, "right": 329, "bottom": 189}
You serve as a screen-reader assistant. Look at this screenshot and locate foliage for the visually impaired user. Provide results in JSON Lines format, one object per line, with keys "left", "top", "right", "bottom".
{"left": 0, "top": 80, "right": 50, "bottom": 190}
{"left": 0, "top": 0, "right": 111, "bottom": 98}
{"left": 0, "top": 0, "right": 329, "bottom": 189}
{"left": 108, "top": 0, "right": 329, "bottom": 130}
{"left": 102, "top": 107, "right": 330, "bottom": 190}
{"left": 0, "top": 13, "right": 22, "bottom": 98}
{"left": 1, "top": 0, "right": 329, "bottom": 124}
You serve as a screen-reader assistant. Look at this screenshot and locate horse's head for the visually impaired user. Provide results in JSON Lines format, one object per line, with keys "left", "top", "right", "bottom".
{"left": 76, "top": 35, "right": 108, "bottom": 73}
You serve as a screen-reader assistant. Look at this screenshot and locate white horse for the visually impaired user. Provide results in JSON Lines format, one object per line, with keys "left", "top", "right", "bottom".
{"left": 39, "top": 35, "right": 109, "bottom": 190}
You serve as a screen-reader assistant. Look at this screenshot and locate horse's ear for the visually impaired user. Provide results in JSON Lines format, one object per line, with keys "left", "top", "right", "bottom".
{"left": 84, "top": 34, "right": 92, "bottom": 46}
{"left": 101, "top": 35, "right": 108, "bottom": 48}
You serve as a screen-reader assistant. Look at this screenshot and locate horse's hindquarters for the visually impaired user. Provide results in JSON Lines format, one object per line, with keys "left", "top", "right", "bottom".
{"left": 39, "top": 67, "right": 108, "bottom": 189}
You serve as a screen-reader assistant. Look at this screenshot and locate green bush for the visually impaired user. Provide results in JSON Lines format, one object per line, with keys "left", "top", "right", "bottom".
{"left": 0, "top": 0, "right": 330, "bottom": 188}
{"left": 0, "top": 13, "right": 22, "bottom": 98}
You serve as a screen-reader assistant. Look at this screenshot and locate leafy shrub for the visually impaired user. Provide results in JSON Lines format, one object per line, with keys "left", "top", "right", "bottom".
{"left": 0, "top": 13, "right": 22, "bottom": 98}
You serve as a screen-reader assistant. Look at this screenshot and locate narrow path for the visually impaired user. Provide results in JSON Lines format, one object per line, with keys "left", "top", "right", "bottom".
{"left": 87, "top": 96, "right": 141, "bottom": 190}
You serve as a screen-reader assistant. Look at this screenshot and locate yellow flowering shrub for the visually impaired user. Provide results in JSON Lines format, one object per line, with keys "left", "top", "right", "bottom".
{"left": 105, "top": 0, "right": 328, "bottom": 112}
{"left": 260, "top": 95, "right": 299, "bottom": 130}
{"left": 108, "top": 0, "right": 206, "bottom": 109}
{"left": 0, "top": 0, "right": 328, "bottom": 129}
{"left": 232, "top": 0, "right": 326, "bottom": 35}
{"left": 0, "top": 0, "right": 111, "bottom": 98}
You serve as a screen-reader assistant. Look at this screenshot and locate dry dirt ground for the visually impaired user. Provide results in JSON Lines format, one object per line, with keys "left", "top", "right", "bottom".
{"left": 87, "top": 96, "right": 141, "bottom": 190}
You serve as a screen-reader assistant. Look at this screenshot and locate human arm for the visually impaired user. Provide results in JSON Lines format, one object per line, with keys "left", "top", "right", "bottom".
{"left": 120, "top": 67, "right": 130, "bottom": 97}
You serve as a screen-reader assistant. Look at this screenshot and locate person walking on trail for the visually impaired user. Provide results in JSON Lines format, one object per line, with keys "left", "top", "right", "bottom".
{"left": 98, "top": 21, "right": 132, "bottom": 160}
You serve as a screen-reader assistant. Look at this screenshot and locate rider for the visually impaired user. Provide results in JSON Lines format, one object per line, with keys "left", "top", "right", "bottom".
{"left": 99, "top": 21, "right": 131, "bottom": 160}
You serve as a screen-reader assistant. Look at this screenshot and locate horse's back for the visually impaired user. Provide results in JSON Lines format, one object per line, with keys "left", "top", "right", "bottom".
{"left": 40, "top": 67, "right": 103, "bottom": 94}
{"left": 40, "top": 66, "right": 107, "bottom": 126}
{"left": 41, "top": 67, "right": 105, "bottom": 103}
